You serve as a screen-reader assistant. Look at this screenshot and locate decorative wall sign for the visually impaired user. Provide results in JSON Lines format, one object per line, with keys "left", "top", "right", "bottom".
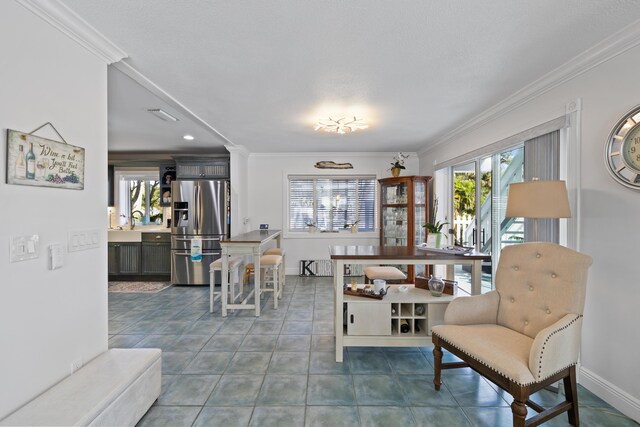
{"left": 6, "top": 127, "right": 85, "bottom": 190}
{"left": 314, "top": 161, "right": 353, "bottom": 169}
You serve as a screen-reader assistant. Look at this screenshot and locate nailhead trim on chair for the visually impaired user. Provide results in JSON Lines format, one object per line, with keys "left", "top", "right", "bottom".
{"left": 434, "top": 314, "right": 583, "bottom": 387}
{"left": 536, "top": 314, "right": 582, "bottom": 379}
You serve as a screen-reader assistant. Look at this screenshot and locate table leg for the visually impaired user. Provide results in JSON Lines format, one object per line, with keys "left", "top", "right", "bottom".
{"left": 471, "top": 260, "right": 482, "bottom": 295}
{"left": 334, "top": 259, "right": 344, "bottom": 362}
{"left": 254, "top": 249, "right": 261, "bottom": 317}
{"left": 221, "top": 253, "right": 228, "bottom": 317}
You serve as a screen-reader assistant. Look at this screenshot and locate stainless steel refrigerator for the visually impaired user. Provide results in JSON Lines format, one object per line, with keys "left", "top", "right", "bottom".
{"left": 171, "top": 180, "right": 229, "bottom": 285}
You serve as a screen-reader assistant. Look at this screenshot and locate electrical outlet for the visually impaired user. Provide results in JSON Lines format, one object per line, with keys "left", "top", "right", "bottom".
{"left": 70, "top": 358, "right": 83, "bottom": 374}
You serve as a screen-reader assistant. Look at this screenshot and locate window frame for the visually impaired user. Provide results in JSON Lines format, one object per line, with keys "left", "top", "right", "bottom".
{"left": 285, "top": 174, "right": 378, "bottom": 238}
{"left": 114, "top": 168, "right": 163, "bottom": 227}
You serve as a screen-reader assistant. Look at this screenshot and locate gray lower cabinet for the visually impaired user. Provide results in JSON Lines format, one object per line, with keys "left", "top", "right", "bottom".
{"left": 108, "top": 242, "right": 141, "bottom": 275}
{"left": 141, "top": 243, "right": 171, "bottom": 275}
{"left": 109, "top": 233, "right": 171, "bottom": 278}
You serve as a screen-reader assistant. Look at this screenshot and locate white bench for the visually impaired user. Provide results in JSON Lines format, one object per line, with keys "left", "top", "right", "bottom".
{"left": 0, "top": 348, "right": 161, "bottom": 426}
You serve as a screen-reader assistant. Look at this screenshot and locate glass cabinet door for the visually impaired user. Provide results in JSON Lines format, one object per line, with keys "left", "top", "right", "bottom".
{"left": 381, "top": 181, "right": 408, "bottom": 247}
{"left": 414, "top": 180, "right": 427, "bottom": 246}
{"left": 382, "top": 182, "right": 408, "bottom": 204}
{"left": 382, "top": 206, "right": 408, "bottom": 246}
{"left": 378, "top": 176, "right": 432, "bottom": 283}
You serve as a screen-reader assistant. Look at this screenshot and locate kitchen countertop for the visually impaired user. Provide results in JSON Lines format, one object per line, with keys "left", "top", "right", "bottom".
{"left": 108, "top": 228, "right": 170, "bottom": 242}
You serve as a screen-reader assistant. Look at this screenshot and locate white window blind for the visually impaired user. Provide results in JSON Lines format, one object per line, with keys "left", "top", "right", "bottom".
{"left": 289, "top": 175, "right": 376, "bottom": 232}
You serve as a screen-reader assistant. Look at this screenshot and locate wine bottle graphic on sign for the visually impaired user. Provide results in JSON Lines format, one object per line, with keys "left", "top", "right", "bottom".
{"left": 15, "top": 144, "right": 26, "bottom": 179}
{"left": 25, "top": 142, "right": 36, "bottom": 179}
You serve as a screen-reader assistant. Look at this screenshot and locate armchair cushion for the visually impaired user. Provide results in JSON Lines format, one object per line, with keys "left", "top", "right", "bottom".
{"left": 443, "top": 291, "right": 499, "bottom": 325}
{"left": 432, "top": 324, "right": 535, "bottom": 385}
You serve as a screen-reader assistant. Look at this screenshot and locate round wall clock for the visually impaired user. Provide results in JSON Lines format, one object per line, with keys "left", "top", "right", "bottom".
{"left": 605, "top": 105, "right": 640, "bottom": 190}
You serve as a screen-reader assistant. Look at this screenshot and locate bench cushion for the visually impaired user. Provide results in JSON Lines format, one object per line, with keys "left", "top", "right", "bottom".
{"left": 263, "top": 247, "right": 284, "bottom": 256}
{"left": 260, "top": 254, "right": 282, "bottom": 266}
{"left": 363, "top": 266, "right": 407, "bottom": 280}
{"left": 210, "top": 256, "right": 243, "bottom": 270}
{"left": 0, "top": 348, "right": 161, "bottom": 426}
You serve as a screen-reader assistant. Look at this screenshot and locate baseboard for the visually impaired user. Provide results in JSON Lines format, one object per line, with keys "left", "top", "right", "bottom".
{"left": 579, "top": 366, "right": 640, "bottom": 422}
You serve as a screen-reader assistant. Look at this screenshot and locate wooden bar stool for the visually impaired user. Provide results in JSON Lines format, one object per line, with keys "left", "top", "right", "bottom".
{"left": 363, "top": 266, "right": 407, "bottom": 284}
{"left": 209, "top": 256, "right": 243, "bottom": 313}
{"left": 263, "top": 247, "right": 285, "bottom": 291}
{"left": 243, "top": 263, "right": 255, "bottom": 286}
{"left": 259, "top": 254, "right": 283, "bottom": 309}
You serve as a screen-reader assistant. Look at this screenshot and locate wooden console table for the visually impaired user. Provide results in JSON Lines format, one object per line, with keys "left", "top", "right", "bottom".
{"left": 220, "top": 229, "right": 281, "bottom": 317}
{"left": 329, "top": 245, "right": 490, "bottom": 362}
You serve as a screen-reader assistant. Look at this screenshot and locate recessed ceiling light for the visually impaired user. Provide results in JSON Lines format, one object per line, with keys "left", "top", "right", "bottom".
{"left": 183, "top": 134, "right": 194, "bottom": 141}
{"left": 146, "top": 108, "right": 179, "bottom": 122}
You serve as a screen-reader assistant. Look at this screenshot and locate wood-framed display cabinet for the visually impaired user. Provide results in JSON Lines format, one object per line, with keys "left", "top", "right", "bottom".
{"left": 378, "top": 175, "right": 431, "bottom": 283}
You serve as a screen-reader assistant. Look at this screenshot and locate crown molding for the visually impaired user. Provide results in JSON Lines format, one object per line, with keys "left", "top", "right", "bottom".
{"left": 420, "top": 18, "right": 640, "bottom": 156}
{"left": 17, "top": 0, "right": 127, "bottom": 64}
{"left": 248, "top": 151, "right": 416, "bottom": 158}
{"left": 225, "top": 145, "right": 250, "bottom": 156}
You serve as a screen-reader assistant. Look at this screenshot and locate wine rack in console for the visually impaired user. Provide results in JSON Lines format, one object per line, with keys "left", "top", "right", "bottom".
{"left": 343, "top": 285, "right": 454, "bottom": 347}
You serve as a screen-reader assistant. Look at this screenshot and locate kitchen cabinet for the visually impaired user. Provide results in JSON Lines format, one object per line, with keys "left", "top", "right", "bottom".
{"left": 141, "top": 233, "right": 171, "bottom": 275}
{"left": 108, "top": 233, "right": 171, "bottom": 279}
{"left": 108, "top": 242, "right": 141, "bottom": 276}
{"left": 343, "top": 286, "right": 452, "bottom": 341}
{"left": 159, "top": 163, "right": 176, "bottom": 207}
{"left": 347, "top": 301, "right": 391, "bottom": 336}
{"left": 378, "top": 175, "right": 431, "bottom": 283}
{"left": 175, "top": 158, "right": 229, "bottom": 179}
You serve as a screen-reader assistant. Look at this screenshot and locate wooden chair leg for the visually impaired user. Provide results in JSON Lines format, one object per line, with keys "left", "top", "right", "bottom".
{"left": 511, "top": 398, "right": 528, "bottom": 427}
{"left": 433, "top": 337, "right": 443, "bottom": 391}
{"left": 564, "top": 365, "right": 579, "bottom": 426}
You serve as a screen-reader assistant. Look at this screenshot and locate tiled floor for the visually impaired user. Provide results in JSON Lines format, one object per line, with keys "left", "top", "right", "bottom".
{"left": 107, "top": 276, "right": 638, "bottom": 427}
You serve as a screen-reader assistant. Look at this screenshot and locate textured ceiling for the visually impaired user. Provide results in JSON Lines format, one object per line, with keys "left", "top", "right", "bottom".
{"left": 62, "top": 0, "right": 640, "bottom": 153}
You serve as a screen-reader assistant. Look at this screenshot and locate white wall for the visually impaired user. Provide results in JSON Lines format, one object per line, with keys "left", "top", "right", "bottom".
{"left": 248, "top": 153, "right": 419, "bottom": 274}
{"left": 0, "top": 2, "right": 108, "bottom": 419}
{"left": 228, "top": 146, "right": 250, "bottom": 235}
{"left": 419, "top": 44, "right": 640, "bottom": 420}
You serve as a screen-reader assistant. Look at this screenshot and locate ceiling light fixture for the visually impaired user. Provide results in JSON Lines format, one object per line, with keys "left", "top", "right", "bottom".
{"left": 183, "top": 134, "right": 194, "bottom": 141}
{"left": 314, "top": 116, "right": 368, "bottom": 134}
{"left": 147, "top": 108, "right": 179, "bottom": 122}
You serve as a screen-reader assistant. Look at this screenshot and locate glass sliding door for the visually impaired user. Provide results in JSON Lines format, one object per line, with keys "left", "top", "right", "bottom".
{"left": 452, "top": 162, "right": 476, "bottom": 248}
{"left": 448, "top": 145, "right": 524, "bottom": 294}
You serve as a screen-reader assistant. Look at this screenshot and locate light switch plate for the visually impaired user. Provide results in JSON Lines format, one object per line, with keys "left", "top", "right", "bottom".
{"left": 49, "top": 243, "right": 64, "bottom": 270}
{"left": 68, "top": 229, "right": 100, "bottom": 252}
{"left": 10, "top": 235, "right": 39, "bottom": 263}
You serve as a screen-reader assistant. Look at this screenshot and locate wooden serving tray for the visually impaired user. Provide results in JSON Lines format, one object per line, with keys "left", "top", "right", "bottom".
{"left": 343, "top": 288, "right": 385, "bottom": 300}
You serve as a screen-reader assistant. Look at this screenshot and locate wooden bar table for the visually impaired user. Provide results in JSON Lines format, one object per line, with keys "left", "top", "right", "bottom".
{"left": 220, "top": 229, "right": 282, "bottom": 317}
{"left": 329, "top": 245, "right": 490, "bottom": 362}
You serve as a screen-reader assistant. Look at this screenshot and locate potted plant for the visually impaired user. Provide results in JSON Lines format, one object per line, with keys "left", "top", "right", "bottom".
{"left": 423, "top": 220, "right": 449, "bottom": 248}
{"left": 423, "top": 196, "right": 448, "bottom": 248}
{"left": 307, "top": 221, "right": 317, "bottom": 233}
{"left": 345, "top": 220, "right": 359, "bottom": 233}
{"left": 389, "top": 152, "right": 409, "bottom": 177}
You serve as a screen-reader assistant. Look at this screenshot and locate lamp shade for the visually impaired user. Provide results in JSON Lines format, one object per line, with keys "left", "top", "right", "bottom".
{"left": 505, "top": 180, "right": 571, "bottom": 219}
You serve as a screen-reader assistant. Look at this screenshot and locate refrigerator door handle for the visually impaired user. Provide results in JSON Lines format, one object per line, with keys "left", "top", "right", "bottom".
{"left": 174, "top": 252, "right": 221, "bottom": 256}
{"left": 194, "top": 184, "right": 200, "bottom": 234}
{"left": 174, "top": 237, "right": 221, "bottom": 241}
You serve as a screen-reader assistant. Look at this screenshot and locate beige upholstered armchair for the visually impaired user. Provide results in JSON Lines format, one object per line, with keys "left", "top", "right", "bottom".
{"left": 432, "top": 242, "right": 592, "bottom": 427}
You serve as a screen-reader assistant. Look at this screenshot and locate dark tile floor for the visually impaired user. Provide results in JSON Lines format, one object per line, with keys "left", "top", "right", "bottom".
{"left": 107, "top": 276, "right": 638, "bottom": 427}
